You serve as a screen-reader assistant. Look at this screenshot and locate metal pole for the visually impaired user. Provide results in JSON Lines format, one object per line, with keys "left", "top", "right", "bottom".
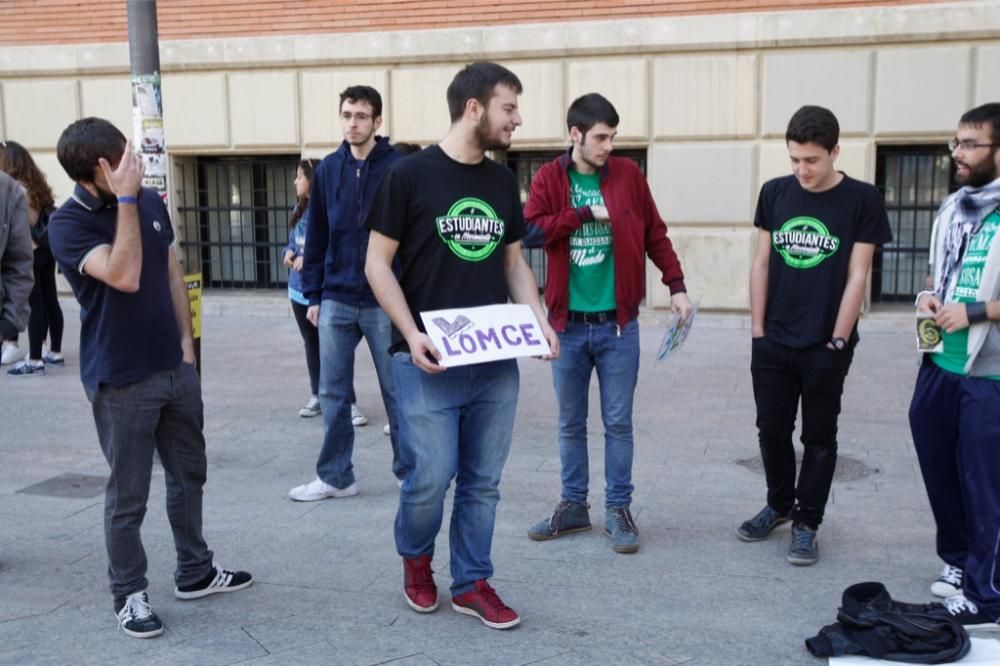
{"left": 126, "top": 0, "right": 166, "bottom": 204}
{"left": 127, "top": 0, "right": 160, "bottom": 77}
{"left": 126, "top": 0, "right": 202, "bottom": 371}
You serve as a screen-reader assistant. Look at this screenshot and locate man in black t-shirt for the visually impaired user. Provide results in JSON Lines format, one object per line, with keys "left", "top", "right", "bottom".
{"left": 47, "top": 119, "right": 252, "bottom": 639}
{"left": 737, "top": 106, "right": 892, "bottom": 566}
{"left": 366, "top": 62, "right": 557, "bottom": 630}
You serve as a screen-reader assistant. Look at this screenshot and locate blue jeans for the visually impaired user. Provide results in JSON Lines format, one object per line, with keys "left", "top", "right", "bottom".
{"left": 392, "top": 354, "right": 519, "bottom": 595}
{"left": 85, "top": 363, "right": 214, "bottom": 599}
{"left": 553, "top": 319, "right": 640, "bottom": 508}
{"left": 316, "top": 299, "right": 401, "bottom": 487}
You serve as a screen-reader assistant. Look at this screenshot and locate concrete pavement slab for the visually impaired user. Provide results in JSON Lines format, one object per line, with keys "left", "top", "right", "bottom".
{"left": 0, "top": 295, "right": 992, "bottom": 664}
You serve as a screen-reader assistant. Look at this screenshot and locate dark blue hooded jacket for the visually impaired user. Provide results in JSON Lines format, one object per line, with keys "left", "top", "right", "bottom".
{"left": 301, "top": 136, "right": 399, "bottom": 306}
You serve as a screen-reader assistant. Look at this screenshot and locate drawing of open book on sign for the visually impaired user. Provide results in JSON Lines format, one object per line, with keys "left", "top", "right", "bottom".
{"left": 432, "top": 315, "right": 474, "bottom": 338}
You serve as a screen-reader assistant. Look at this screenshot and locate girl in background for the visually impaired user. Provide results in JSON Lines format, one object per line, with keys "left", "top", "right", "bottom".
{"left": 1, "top": 140, "right": 64, "bottom": 376}
{"left": 284, "top": 159, "right": 367, "bottom": 424}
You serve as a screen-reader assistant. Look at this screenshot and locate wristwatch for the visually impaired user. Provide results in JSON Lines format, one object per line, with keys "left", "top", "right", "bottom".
{"left": 830, "top": 336, "right": 847, "bottom": 351}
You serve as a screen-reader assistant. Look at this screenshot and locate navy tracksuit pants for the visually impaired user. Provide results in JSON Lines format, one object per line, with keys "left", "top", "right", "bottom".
{"left": 909, "top": 358, "right": 1000, "bottom": 620}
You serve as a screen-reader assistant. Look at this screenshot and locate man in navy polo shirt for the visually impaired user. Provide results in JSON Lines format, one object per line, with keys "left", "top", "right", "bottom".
{"left": 47, "top": 118, "right": 252, "bottom": 639}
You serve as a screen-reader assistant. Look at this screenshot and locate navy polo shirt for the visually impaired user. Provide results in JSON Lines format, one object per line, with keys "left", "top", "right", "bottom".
{"left": 48, "top": 185, "right": 182, "bottom": 390}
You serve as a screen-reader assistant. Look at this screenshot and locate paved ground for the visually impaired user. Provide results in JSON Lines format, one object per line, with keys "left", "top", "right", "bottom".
{"left": 0, "top": 295, "right": 988, "bottom": 664}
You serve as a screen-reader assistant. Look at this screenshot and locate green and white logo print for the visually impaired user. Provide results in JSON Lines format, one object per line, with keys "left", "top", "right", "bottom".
{"left": 772, "top": 217, "right": 841, "bottom": 269}
{"left": 436, "top": 197, "right": 506, "bottom": 262}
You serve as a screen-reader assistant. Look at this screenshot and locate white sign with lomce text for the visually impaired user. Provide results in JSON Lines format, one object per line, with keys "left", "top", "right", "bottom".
{"left": 419, "top": 304, "right": 551, "bottom": 368}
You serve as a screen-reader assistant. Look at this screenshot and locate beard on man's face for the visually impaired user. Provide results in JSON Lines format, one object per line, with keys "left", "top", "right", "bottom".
{"left": 475, "top": 113, "right": 510, "bottom": 152}
{"left": 957, "top": 151, "right": 999, "bottom": 188}
{"left": 95, "top": 182, "right": 119, "bottom": 206}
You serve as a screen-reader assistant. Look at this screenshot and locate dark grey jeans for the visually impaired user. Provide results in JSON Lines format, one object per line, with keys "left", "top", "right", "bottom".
{"left": 85, "top": 362, "right": 213, "bottom": 599}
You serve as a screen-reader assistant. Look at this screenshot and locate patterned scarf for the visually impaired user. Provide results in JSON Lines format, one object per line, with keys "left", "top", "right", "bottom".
{"left": 938, "top": 176, "right": 1000, "bottom": 302}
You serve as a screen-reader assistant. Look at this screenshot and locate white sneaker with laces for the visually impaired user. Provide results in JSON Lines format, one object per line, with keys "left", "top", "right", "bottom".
{"left": 351, "top": 403, "right": 369, "bottom": 426}
{"left": 931, "top": 564, "right": 964, "bottom": 598}
{"left": 298, "top": 395, "right": 321, "bottom": 418}
{"left": 1, "top": 341, "right": 26, "bottom": 366}
{"left": 288, "top": 477, "right": 358, "bottom": 501}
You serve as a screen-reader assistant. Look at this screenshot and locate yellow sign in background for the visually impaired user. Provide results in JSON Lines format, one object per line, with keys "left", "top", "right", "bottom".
{"left": 184, "top": 273, "right": 203, "bottom": 339}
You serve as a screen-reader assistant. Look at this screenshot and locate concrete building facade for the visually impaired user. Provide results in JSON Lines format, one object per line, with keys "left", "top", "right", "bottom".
{"left": 1, "top": 0, "right": 998, "bottom": 311}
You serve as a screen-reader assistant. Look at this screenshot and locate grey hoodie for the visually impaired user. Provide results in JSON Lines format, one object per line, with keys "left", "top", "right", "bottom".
{"left": 0, "top": 171, "right": 33, "bottom": 340}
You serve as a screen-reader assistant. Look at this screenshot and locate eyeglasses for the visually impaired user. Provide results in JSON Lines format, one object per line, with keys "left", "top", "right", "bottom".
{"left": 340, "top": 112, "right": 372, "bottom": 122}
{"left": 948, "top": 138, "right": 999, "bottom": 152}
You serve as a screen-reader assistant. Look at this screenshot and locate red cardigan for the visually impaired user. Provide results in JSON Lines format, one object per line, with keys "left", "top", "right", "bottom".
{"left": 523, "top": 151, "right": 686, "bottom": 332}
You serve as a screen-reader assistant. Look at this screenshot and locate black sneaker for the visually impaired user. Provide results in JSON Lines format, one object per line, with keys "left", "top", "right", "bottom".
{"left": 175, "top": 562, "right": 253, "bottom": 600}
{"left": 786, "top": 523, "right": 819, "bottom": 566}
{"left": 736, "top": 505, "right": 790, "bottom": 541}
{"left": 114, "top": 591, "right": 163, "bottom": 638}
{"left": 527, "top": 500, "right": 591, "bottom": 540}
{"left": 936, "top": 594, "right": 1000, "bottom": 630}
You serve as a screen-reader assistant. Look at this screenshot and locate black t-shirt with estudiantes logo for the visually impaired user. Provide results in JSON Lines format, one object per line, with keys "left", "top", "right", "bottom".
{"left": 753, "top": 173, "right": 892, "bottom": 349}
{"left": 365, "top": 145, "right": 526, "bottom": 353}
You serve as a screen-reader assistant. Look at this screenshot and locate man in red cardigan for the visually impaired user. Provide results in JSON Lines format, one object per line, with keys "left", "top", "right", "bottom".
{"left": 524, "top": 93, "right": 690, "bottom": 554}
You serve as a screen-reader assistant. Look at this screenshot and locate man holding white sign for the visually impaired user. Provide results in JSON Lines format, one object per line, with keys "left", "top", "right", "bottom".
{"left": 524, "top": 94, "right": 690, "bottom": 554}
{"left": 365, "top": 62, "right": 557, "bottom": 630}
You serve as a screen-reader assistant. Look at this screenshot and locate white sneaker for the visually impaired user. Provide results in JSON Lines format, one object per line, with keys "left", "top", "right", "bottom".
{"left": 288, "top": 477, "right": 358, "bottom": 502}
{"left": 1, "top": 341, "right": 26, "bottom": 366}
{"left": 351, "top": 403, "right": 369, "bottom": 427}
{"left": 384, "top": 424, "right": 391, "bottom": 436}
{"left": 931, "top": 564, "right": 964, "bottom": 598}
{"left": 298, "top": 396, "right": 321, "bottom": 418}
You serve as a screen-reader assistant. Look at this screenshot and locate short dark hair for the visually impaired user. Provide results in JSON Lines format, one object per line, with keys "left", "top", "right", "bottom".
{"left": 392, "top": 142, "right": 422, "bottom": 156}
{"left": 567, "top": 93, "right": 619, "bottom": 137}
{"left": 959, "top": 103, "right": 1000, "bottom": 145}
{"left": 56, "top": 117, "right": 127, "bottom": 183}
{"left": 446, "top": 62, "right": 522, "bottom": 123}
{"left": 785, "top": 105, "right": 840, "bottom": 152}
{"left": 339, "top": 85, "right": 382, "bottom": 118}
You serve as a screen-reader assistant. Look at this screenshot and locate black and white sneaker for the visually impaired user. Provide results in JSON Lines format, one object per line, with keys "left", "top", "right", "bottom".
{"left": 175, "top": 562, "right": 253, "bottom": 600}
{"left": 114, "top": 591, "right": 163, "bottom": 638}
{"left": 936, "top": 594, "right": 1000, "bottom": 630}
{"left": 931, "top": 564, "right": 964, "bottom": 598}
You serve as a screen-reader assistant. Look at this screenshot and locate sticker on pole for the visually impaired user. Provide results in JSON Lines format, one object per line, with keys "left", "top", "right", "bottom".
{"left": 419, "top": 304, "right": 551, "bottom": 368}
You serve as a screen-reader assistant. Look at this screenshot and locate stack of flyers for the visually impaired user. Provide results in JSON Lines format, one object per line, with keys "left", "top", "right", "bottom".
{"left": 656, "top": 301, "right": 699, "bottom": 363}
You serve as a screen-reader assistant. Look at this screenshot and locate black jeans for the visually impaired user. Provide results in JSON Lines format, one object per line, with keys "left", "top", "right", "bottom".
{"left": 750, "top": 336, "right": 853, "bottom": 529}
{"left": 290, "top": 301, "right": 322, "bottom": 397}
{"left": 27, "top": 246, "right": 64, "bottom": 360}
{"left": 84, "top": 363, "right": 214, "bottom": 598}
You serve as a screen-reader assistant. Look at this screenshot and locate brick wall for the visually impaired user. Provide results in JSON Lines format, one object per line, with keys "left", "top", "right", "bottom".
{"left": 0, "top": 0, "right": 947, "bottom": 46}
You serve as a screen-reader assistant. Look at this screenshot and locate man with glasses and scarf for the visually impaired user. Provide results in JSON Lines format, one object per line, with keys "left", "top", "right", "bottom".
{"left": 909, "top": 102, "right": 1000, "bottom": 630}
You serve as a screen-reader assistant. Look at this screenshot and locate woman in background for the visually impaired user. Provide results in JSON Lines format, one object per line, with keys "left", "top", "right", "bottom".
{"left": 1, "top": 140, "right": 64, "bottom": 376}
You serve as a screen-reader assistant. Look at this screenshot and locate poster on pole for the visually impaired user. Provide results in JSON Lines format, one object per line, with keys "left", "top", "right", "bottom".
{"left": 419, "top": 304, "right": 551, "bottom": 368}
{"left": 131, "top": 72, "right": 168, "bottom": 205}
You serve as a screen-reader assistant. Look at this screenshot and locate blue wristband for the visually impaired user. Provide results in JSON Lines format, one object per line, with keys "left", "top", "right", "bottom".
{"left": 117, "top": 195, "right": 138, "bottom": 205}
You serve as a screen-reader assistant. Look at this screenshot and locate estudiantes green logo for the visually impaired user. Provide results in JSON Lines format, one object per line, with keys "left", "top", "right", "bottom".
{"left": 772, "top": 216, "right": 840, "bottom": 269}
{"left": 436, "top": 197, "right": 505, "bottom": 262}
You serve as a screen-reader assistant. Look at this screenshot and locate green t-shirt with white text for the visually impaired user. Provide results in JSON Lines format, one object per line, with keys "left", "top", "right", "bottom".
{"left": 932, "top": 209, "right": 1000, "bottom": 380}
{"left": 568, "top": 169, "right": 616, "bottom": 312}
